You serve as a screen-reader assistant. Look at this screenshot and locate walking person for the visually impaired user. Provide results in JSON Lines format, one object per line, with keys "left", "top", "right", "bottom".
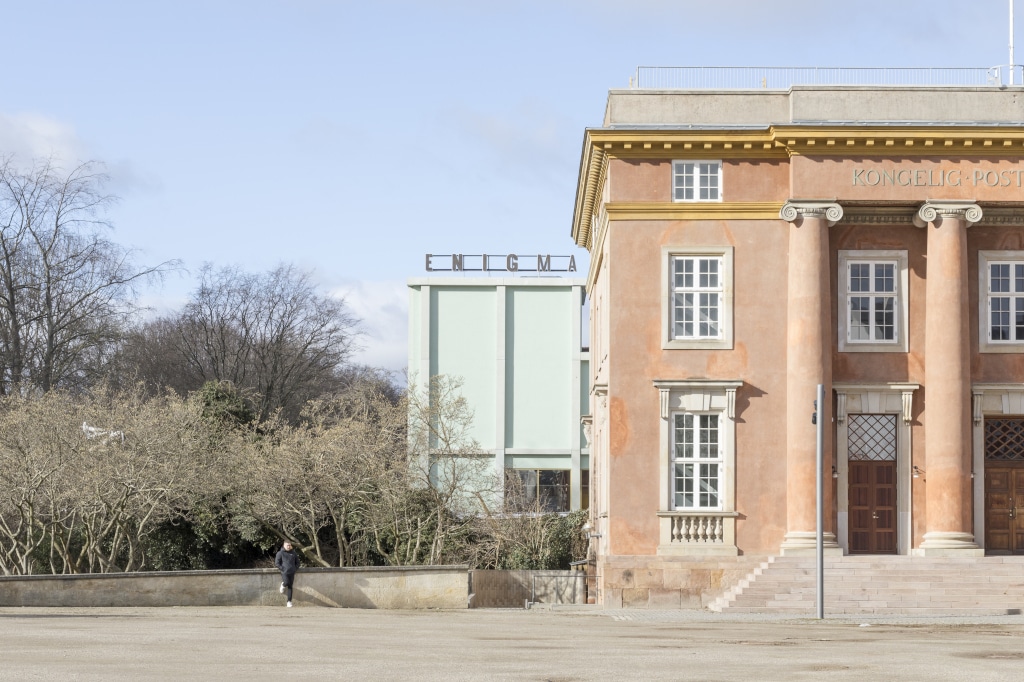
{"left": 275, "top": 541, "right": 299, "bottom": 607}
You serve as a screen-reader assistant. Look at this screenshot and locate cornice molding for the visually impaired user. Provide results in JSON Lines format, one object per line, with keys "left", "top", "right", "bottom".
{"left": 572, "top": 123, "right": 1024, "bottom": 248}
{"left": 582, "top": 126, "right": 1024, "bottom": 160}
{"left": 774, "top": 125, "right": 1024, "bottom": 158}
{"left": 605, "top": 201, "right": 784, "bottom": 221}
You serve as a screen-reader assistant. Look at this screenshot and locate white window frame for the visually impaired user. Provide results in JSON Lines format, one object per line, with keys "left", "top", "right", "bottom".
{"left": 838, "top": 250, "right": 909, "bottom": 353}
{"left": 670, "top": 412, "right": 723, "bottom": 511}
{"left": 672, "top": 160, "right": 722, "bottom": 202}
{"left": 662, "top": 246, "right": 734, "bottom": 350}
{"left": 654, "top": 380, "right": 740, "bottom": 556}
{"left": 980, "top": 251, "right": 1024, "bottom": 353}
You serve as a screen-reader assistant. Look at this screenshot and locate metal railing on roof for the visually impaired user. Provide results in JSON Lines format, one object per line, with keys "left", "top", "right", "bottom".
{"left": 631, "top": 66, "right": 1024, "bottom": 89}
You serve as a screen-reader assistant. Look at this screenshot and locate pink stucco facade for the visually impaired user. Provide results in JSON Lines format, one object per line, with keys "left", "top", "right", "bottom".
{"left": 574, "top": 87, "right": 1024, "bottom": 608}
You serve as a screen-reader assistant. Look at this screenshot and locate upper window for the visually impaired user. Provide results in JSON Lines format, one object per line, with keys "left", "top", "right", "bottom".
{"left": 838, "top": 251, "right": 908, "bottom": 353}
{"left": 846, "top": 261, "right": 897, "bottom": 343}
{"left": 673, "top": 161, "right": 721, "bottom": 202}
{"left": 672, "top": 413, "right": 721, "bottom": 510}
{"left": 672, "top": 256, "right": 722, "bottom": 340}
{"left": 662, "top": 246, "right": 733, "bottom": 350}
{"left": 983, "top": 256, "right": 1024, "bottom": 347}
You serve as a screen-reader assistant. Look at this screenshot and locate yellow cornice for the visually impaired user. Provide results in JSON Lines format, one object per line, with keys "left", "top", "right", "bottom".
{"left": 772, "top": 125, "right": 1024, "bottom": 157}
{"left": 585, "top": 129, "right": 785, "bottom": 160}
{"left": 606, "top": 202, "right": 784, "bottom": 221}
{"left": 570, "top": 123, "right": 1024, "bottom": 249}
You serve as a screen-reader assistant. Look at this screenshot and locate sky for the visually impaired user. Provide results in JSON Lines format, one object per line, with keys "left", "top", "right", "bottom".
{"left": 2, "top": 0, "right": 1022, "bottom": 374}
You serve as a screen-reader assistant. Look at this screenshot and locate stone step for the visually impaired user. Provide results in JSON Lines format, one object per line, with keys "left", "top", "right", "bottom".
{"left": 713, "top": 554, "right": 1024, "bottom": 615}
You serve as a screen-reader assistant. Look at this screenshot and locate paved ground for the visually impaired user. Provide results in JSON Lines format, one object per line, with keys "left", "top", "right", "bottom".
{"left": 3, "top": 606, "right": 1024, "bottom": 681}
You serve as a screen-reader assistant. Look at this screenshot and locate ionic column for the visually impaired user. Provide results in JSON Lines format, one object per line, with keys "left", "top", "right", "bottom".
{"left": 914, "top": 202, "right": 983, "bottom": 555}
{"left": 779, "top": 202, "right": 842, "bottom": 554}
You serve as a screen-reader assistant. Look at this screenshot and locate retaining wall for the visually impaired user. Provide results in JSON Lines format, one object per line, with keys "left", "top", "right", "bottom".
{"left": 0, "top": 566, "right": 469, "bottom": 609}
{"left": 469, "top": 570, "right": 586, "bottom": 608}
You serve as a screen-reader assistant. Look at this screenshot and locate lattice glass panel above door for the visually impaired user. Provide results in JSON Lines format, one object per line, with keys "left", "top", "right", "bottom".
{"left": 848, "top": 414, "right": 897, "bottom": 461}
{"left": 985, "top": 418, "right": 1024, "bottom": 461}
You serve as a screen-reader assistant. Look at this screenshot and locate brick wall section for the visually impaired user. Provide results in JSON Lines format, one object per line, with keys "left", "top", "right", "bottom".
{"left": 469, "top": 570, "right": 586, "bottom": 608}
{"left": 597, "top": 556, "right": 769, "bottom": 609}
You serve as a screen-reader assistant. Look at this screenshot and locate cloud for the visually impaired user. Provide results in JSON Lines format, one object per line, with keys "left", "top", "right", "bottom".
{"left": 444, "top": 101, "right": 576, "bottom": 186}
{"left": 0, "top": 112, "right": 88, "bottom": 166}
{"left": 104, "top": 158, "right": 164, "bottom": 196}
{"left": 330, "top": 278, "right": 408, "bottom": 374}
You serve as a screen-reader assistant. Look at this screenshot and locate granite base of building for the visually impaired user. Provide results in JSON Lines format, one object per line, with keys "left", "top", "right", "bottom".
{"left": 596, "top": 555, "right": 768, "bottom": 609}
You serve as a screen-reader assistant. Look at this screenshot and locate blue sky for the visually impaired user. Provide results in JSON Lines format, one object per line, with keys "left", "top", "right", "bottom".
{"left": 2, "top": 0, "right": 1020, "bottom": 372}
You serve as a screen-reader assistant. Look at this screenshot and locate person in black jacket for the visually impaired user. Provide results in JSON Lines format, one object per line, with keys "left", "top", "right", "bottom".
{"left": 274, "top": 541, "right": 299, "bottom": 607}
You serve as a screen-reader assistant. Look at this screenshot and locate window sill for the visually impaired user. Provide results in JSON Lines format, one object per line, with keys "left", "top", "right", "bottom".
{"left": 839, "top": 342, "right": 906, "bottom": 353}
{"left": 980, "top": 342, "right": 1024, "bottom": 354}
{"left": 663, "top": 339, "right": 733, "bottom": 351}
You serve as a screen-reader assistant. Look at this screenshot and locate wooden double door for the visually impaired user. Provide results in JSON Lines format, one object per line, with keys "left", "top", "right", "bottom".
{"left": 984, "top": 465, "right": 1024, "bottom": 554}
{"left": 849, "top": 460, "right": 897, "bottom": 554}
{"left": 984, "top": 418, "right": 1024, "bottom": 555}
{"left": 847, "top": 413, "right": 898, "bottom": 554}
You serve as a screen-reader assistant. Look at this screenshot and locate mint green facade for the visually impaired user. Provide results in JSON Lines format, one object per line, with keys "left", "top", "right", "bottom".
{"left": 408, "top": 278, "right": 589, "bottom": 510}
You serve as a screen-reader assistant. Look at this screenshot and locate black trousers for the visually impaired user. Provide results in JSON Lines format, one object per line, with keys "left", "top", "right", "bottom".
{"left": 281, "top": 571, "right": 295, "bottom": 601}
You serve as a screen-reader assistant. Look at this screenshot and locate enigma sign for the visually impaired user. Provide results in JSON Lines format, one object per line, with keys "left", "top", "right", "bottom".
{"left": 853, "top": 167, "right": 1024, "bottom": 188}
{"left": 425, "top": 253, "right": 577, "bottom": 273}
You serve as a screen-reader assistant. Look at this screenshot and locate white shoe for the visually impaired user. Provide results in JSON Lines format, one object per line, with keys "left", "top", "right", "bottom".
{"left": 286, "top": 601, "right": 293, "bottom": 608}
{"left": 279, "top": 583, "right": 285, "bottom": 594}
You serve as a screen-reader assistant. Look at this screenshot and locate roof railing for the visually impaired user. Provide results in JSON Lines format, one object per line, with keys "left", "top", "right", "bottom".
{"left": 630, "top": 66, "right": 1024, "bottom": 89}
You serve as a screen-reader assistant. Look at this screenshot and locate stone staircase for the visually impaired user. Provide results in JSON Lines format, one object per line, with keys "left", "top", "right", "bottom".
{"left": 707, "top": 555, "right": 1024, "bottom": 615}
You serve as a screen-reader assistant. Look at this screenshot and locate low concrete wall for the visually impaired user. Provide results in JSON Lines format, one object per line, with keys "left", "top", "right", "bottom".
{"left": 0, "top": 566, "right": 469, "bottom": 609}
{"left": 469, "top": 570, "right": 586, "bottom": 608}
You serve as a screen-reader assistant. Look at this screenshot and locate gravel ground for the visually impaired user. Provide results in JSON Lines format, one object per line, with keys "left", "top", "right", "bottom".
{"left": 2, "top": 606, "right": 1023, "bottom": 681}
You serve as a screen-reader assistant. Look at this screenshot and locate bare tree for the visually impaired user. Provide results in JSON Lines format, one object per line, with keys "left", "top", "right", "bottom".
{"left": 125, "top": 264, "right": 359, "bottom": 421}
{"left": 0, "top": 387, "right": 224, "bottom": 575}
{"left": 230, "top": 381, "right": 406, "bottom": 567}
{"left": 0, "top": 158, "right": 172, "bottom": 394}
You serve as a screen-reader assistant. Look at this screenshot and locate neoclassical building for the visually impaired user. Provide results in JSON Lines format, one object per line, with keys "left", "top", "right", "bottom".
{"left": 572, "top": 80, "right": 1024, "bottom": 607}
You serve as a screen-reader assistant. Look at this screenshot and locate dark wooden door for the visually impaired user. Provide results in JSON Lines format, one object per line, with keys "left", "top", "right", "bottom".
{"left": 849, "top": 460, "right": 897, "bottom": 554}
{"left": 985, "top": 465, "right": 1024, "bottom": 555}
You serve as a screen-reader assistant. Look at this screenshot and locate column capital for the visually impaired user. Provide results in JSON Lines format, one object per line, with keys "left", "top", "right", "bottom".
{"left": 913, "top": 201, "right": 982, "bottom": 228}
{"left": 780, "top": 201, "right": 843, "bottom": 226}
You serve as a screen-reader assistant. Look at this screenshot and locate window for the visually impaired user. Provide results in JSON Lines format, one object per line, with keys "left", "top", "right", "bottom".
{"left": 505, "top": 469, "right": 569, "bottom": 512}
{"left": 662, "top": 246, "right": 733, "bottom": 350}
{"left": 671, "top": 413, "right": 721, "bottom": 510}
{"left": 671, "top": 256, "right": 722, "bottom": 340}
{"left": 654, "top": 380, "right": 740, "bottom": 555}
{"left": 846, "top": 261, "right": 897, "bottom": 343}
{"left": 987, "top": 261, "right": 1024, "bottom": 342}
{"left": 838, "top": 251, "right": 908, "bottom": 353}
{"left": 979, "top": 252, "right": 1024, "bottom": 352}
{"left": 672, "top": 161, "right": 721, "bottom": 202}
